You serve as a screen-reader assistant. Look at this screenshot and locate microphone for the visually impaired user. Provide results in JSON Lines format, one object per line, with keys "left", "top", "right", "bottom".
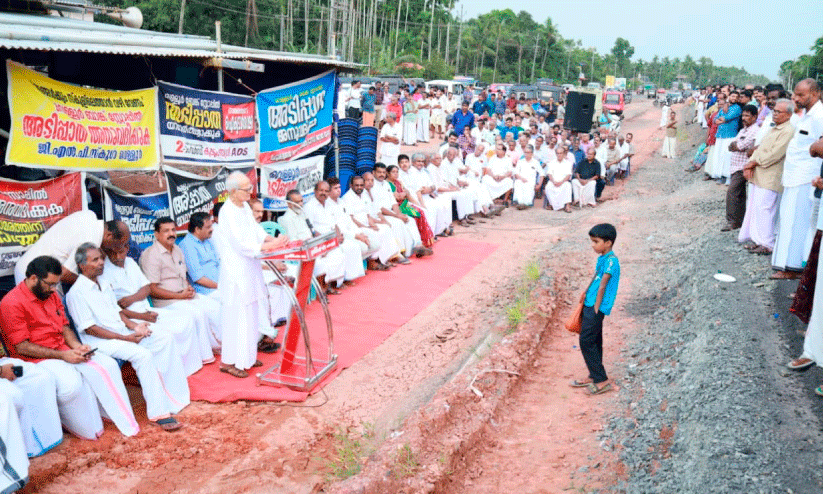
{"left": 285, "top": 199, "right": 317, "bottom": 236}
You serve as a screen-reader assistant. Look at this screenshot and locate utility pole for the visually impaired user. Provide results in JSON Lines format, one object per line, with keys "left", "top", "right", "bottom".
{"left": 328, "top": 0, "right": 336, "bottom": 57}
{"left": 444, "top": 19, "right": 451, "bottom": 65}
{"left": 530, "top": 33, "right": 539, "bottom": 82}
{"left": 280, "top": 15, "right": 285, "bottom": 51}
{"left": 178, "top": 0, "right": 186, "bottom": 33}
{"left": 427, "top": 2, "right": 434, "bottom": 61}
{"left": 454, "top": 7, "right": 463, "bottom": 75}
{"left": 215, "top": 21, "right": 223, "bottom": 91}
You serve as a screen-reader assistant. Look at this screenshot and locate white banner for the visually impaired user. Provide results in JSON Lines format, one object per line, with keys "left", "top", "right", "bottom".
{"left": 260, "top": 155, "right": 325, "bottom": 211}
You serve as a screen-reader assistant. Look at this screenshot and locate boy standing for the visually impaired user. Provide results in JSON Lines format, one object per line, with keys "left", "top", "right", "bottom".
{"left": 572, "top": 223, "right": 620, "bottom": 395}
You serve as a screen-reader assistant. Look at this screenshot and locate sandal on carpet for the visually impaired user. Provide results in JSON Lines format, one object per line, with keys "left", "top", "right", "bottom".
{"left": 152, "top": 417, "right": 183, "bottom": 432}
{"left": 219, "top": 365, "right": 249, "bottom": 378}
{"left": 788, "top": 358, "right": 814, "bottom": 371}
{"left": 326, "top": 287, "right": 341, "bottom": 295}
{"left": 586, "top": 382, "right": 613, "bottom": 395}
{"left": 252, "top": 360, "right": 263, "bottom": 368}
{"left": 751, "top": 246, "right": 772, "bottom": 255}
{"left": 570, "top": 379, "right": 593, "bottom": 388}
{"left": 257, "top": 338, "right": 281, "bottom": 354}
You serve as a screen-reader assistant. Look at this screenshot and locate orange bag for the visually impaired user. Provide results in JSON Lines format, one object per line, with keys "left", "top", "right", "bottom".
{"left": 565, "top": 302, "right": 583, "bottom": 334}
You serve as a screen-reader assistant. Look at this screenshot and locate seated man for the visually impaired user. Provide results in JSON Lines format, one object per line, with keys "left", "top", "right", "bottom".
{"left": 428, "top": 152, "right": 474, "bottom": 227}
{"left": 573, "top": 147, "right": 601, "bottom": 208}
{"left": 602, "top": 137, "right": 622, "bottom": 184}
{"left": 326, "top": 177, "right": 396, "bottom": 270}
{"left": 512, "top": 144, "right": 544, "bottom": 209}
{"left": 179, "top": 212, "right": 220, "bottom": 296}
{"left": 278, "top": 189, "right": 346, "bottom": 294}
{"left": 139, "top": 217, "right": 221, "bottom": 350}
{"left": 482, "top": 142, "right": 515, "bottom": 204}
{"left": 364, "top": 171, "right": 421, "bottom": 261}
{"left": 67, "top": 243, "right": 188, "bottom": 432}
{"left": 99, "top": 236, "right": 214, "bottom": 376}
{"left": 1, "top": 255, "right": 136, "bottom": 438}
{"left": 304, "top": 181, "right": 366, "bottom": 288}
{"left": 405, "top": 154, "right": 454, "bottom": 235}
{"left": 442, "top": 147, "right": 490, "bottom": 220}
{"left": 544, "top": 145, "right": 574, "bottom": 213}
{"left": 342, "top": 176, "right": 404, "bottom": 268}
{"left": 14, "top": 211, "right": 129, "bottom": 285}
{"left": 0, "top": 355, "right": 62, "bottom": 457}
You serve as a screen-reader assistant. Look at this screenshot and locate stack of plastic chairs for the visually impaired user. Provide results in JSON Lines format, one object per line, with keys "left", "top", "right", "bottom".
{"left": 356, "top": 126, "right": 378, "bottom": 176}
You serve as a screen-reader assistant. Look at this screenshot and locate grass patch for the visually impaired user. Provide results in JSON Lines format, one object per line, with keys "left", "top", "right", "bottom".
{"left": 505, "top": 259, "right": 543, "bottom": 332}
{"left": 322, "top": 426, "right": 376, "bottom": 480}
{"left": 393, "top": 444, "right": 419, "bottom": 478}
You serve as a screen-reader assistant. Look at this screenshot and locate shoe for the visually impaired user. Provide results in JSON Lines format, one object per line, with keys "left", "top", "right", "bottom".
{"left": 788, "top": 358, "right": 814, "bottom": 371}
{"left": 720, "top": 223, "right": 735, "bottom": 232}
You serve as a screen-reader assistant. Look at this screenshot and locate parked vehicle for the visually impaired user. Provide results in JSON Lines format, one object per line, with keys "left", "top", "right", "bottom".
{"left": 425, "top": 79, "right": 466, "bottom": 97}
{"left": 488, "top": 83, "right": 514, "bottom": 95}
{"left": 586, "top": 82, "right": 602, "bottom": 90}
{"left": 645, "top": 84, "right": 656, "bottom": 98}
{"left": 509, "top": 84, "right": 538, "bottom": 100}
{"left": 561, "top": 83, "right": 576, "bottom": 93}
{"left": 535, "top": 81, "right": 564, "bottom": 103}
{"left": 666, "top": 91, "right": 683, "bottom": 103}
{"left": 602, "top": 90, "right": 625, "bottom": 116}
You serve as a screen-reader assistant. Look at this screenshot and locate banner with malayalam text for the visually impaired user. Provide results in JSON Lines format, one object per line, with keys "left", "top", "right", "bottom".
{"left": 157, "top": 81, "right": 256, "bottom": 166}
{"left": 256, "top": 70, "right": 335, "bottom": 165}
{"left": 5, "top": 61, "right": 160, "bottom": 171}
{"left": 260, "top": 155, "right": 324, "bottom": 211}
{"left": 107, "top": 190, "right": 170, "bottom": 252}
{"left": 0, "top": 172, "right": 87, "bottom": 276}
{"left": 164, "top": 165, "right": 257, "bottom": 232}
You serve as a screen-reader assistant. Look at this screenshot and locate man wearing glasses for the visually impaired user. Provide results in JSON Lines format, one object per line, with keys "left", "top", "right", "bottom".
{"left": 1, "top": 255, "right": 139, "bottom": 438}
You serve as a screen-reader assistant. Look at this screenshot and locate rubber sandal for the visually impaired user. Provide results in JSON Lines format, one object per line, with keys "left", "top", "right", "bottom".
{"left": 257, "top": 339, "right": 281, "bottom": 354}
{"left": 219, "top": 365, "right": 248, "bottom": 378}
{"left": 152, "top": 417, "right": 183, "bottom": 432}
{"left": 586, "top": 382, "right": 613, "bottom": 395}
{"left": 570, "top": 379, "right": 593, "bottom": 388}
{"left": 252, "top": 360, "right": 263, "bottom": 367}
{"left": 788, "top": 358, "right": 814, "bottom": 371}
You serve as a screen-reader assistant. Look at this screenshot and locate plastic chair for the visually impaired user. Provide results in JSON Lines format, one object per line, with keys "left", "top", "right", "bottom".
{"left": 260, "top": 221, "right": 285, "bottom": 237}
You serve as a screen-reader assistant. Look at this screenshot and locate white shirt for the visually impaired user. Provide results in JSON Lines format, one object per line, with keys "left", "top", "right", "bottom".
{"left": 515, "top": 157, "right": 544, "bottom": 181}
{"left": 303, "top": 197, "right": 337, "bottom": 235}
{"left": 327, "top": 198, "right": 358, "bottom": 237}
{"left": 98, "top": 257, "right": 152, "bottom": 313}
{"left": 369, "top": 183, "right": 396, "bottom": 213}
{"left": 619, "top": 142, "right": 631, "bottom": 168}
{"left": 783, "top": 100, "right": 823, "bottom": 188}
{"left": 14, "top": 210, "right": 103, "bottom": 283}
{"left": 487, "top": 155, "right": 513, "bottom": 177}
{"left": 66, "top": 275, "right": 129, "bottom": 341}
{"left": 534, "top": 145, "right": 550, "bottom": 164}
{"left": 341, "top": 189, "right": 374, "bottom": 225}
{"left": 379, "top": 122, "right": 401, "bottom": 158}
{"left": 399, "top": 168, "right": 421, "bottom": 195}
{"left": 546, "top": 156, "right": 574, "bottom": 181}
{"left": 427, "top": 164, "right": 452, "bottom": 189}
{"left": 465, "top": 153, "right": 487, "bottom": 180}
{"left": 278, "top": 208, "right": 313, "bottom": 240}
{"left": 347, "top": 87, "right": 362, "bottom": 109}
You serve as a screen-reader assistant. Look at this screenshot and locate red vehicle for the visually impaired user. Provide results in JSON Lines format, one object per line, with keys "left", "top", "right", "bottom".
{"left": 603, "top": 90, "right": 625, "bottom": 116}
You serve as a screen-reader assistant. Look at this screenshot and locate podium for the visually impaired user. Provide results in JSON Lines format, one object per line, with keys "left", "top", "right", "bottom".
{"left": 256, "top": 232, "right": 339, "bottom": 391}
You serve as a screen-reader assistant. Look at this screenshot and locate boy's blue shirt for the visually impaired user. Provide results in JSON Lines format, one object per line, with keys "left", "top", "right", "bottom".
{"left": 584, "top": 250, "right": 620, "bottom": 315}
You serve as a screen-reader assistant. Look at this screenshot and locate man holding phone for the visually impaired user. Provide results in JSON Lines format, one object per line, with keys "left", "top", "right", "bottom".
{"left": 1, "top": 255, "right": 139, "bottom": 438}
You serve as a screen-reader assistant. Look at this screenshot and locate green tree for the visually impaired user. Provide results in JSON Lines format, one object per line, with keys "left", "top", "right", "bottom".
{"left": 610, "top": 37, "right": 634, "bottom": 77}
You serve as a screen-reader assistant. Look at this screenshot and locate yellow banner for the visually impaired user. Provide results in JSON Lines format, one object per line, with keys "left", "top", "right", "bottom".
{"left": 605, "top": 75, "right": 616, "bottom": 88}
{"left": 5, "top": 60, "right": 160, "bottom": 171}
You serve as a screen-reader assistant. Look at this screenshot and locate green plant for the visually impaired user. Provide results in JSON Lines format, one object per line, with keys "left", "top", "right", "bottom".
{"left": 324, "top": 429, "right": 370, "bottom": 480}
{"left": 525, "top": 260, "right": 541, "bottom": 283}
{"left": 394, "top": 444, "right": 419, "bottom": 478}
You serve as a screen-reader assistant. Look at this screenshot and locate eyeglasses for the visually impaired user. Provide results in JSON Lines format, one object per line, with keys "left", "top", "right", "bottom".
{"left": 240, "top": 186, "right": 253, "bottom": 193}
{"left": 38, "top": 278, "right": 60, "bottom": 288}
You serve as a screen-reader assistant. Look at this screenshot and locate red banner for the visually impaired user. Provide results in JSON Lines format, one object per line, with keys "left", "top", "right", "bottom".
{"left": 0, "top": 172, "right": 86, "bottom": 276}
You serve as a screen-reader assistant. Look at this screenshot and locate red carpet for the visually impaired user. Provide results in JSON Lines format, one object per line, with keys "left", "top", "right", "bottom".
{"left": 188, "top": 236, "right": 498, "bottom": 403}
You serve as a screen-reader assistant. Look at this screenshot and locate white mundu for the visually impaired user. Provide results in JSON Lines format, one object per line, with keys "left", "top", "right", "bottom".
{"left": 215, "top": 199, "right": 272, "bottom": 372}
{"left": 369, "top": 183, "right": 421, "bottom": 254}
{"left": 428, "top": 162, "right": 473, "bottom": 219}
{"left": 0, "top": 358, "right": 62, "bottom": 457}
{"left": 99, "top": 257, "right": 213, "bottom": 376}
{"left": 379, "top": 121, "right": 402, "bottom": 164}
{"left": 342, "top": 188, "right": 402, "bottom": 261}
{"left": 0, "top": 388, "right": 28, "bottom": 493}
{"left": 304, "top": 197, "right": 365, "bottom": 283}
{"left": 408, "top": 167, "right": 452, "bottom": 234}
{"left": 544, "top": 156, "right": 574, "bottom": 210}
{"left": 462, "top": 154, "right": 494, "bottom": 210}
{"left": 512, "top": 156, "right": 544, "bottom": 206}
{"left": 572, "top": 178, "right": 596, "bottom": 207}
{"left": 327, "top": 196, "right": 383, "bottom": 261}
{"left": 278, "top": 207, "right": 346, "bottom": 284}
{"left": 67, "top": 275, "right": 190, "bottom": 421}
{"left": 442, "top": 157, "right": 482, "bottom": 216}
{"left": 483, "top": 156, "right": 514, "bottom": 199}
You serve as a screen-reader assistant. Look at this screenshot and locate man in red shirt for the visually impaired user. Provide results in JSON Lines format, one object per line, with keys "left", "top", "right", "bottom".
{"left": 1, "top": 255, "right": 140, "bottom": 437}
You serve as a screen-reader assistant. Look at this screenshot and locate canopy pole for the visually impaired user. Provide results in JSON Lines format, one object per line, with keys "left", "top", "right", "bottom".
{"left": 215, "top": 21, "right": 224, "bottom": 92}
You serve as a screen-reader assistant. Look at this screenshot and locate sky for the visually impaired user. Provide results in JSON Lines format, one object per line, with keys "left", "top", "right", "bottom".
{"left": 456, "top": 0, "right": 822, "bottom": 81}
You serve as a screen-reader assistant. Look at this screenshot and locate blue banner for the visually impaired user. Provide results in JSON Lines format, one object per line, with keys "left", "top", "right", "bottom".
{"left": 107, "top": 190, "right": 170, "bottom": 252}
{"left": 157, "top": 81, "right": 256, "bottom": 166}
{"left": 257, "top": 70, "right": 335, "bottom": 165}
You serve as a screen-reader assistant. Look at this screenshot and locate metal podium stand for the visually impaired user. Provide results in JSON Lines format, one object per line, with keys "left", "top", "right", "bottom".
{"left": 255, "top": 232, "right": 339, "bottom": 391}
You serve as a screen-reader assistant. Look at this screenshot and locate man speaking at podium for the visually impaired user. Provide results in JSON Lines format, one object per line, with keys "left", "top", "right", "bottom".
{"left": 216, "top": 172, "right": 289, "bottom": 378}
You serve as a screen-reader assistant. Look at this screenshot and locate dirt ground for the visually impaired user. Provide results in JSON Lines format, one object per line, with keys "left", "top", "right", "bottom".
{"left": 22, "top": 99, "right": 668, "bottom": 494}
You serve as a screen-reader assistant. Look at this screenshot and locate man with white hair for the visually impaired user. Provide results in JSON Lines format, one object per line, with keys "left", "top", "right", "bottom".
{"left": 67, "top": 243, "right": 188, "bottom": 431}
{"left": 482, "top": 142, "right": 514, "bottom": 204}
{"left": 462, "top": 144, "right": 499, "bottom": 216}
{"left": 304, "top": 181, "right": 366, "bottom": 287}
{"left": 408, "top": 154, "right": 453, "bottom": 236}
{"left": 573, "top": 147, "right": 601, "bottom": 208}
{"left": 363, "top": 171, "right": 420, "bottom": 261}
{"left": 429, "top": 150, "right": 475, "bottom": 227}
{"left": 279, "top": 189, "right": 348, "bottom": 288}
{"left": 544, "top": 145, "right": 574, "bottom": 213}
{"left": 379, "top": 111, "right": 402, "bottom": 166}
{"left": 214, "top": 171, "right": 289, "bottom": 378}
{"left": 512, "top": 144, "right": 544, "bottom": 209}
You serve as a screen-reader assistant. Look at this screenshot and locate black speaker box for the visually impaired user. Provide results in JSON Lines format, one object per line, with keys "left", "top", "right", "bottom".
{"left": 564, "top": 92, "right": 596, "bottom": 133}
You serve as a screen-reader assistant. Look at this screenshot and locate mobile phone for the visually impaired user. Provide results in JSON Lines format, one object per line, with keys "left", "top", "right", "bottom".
{"left": 11, "top": 365, "right": 23, "bottom": 377}
{"left": 82, "top": 348, "right": 97, "bottom": 358}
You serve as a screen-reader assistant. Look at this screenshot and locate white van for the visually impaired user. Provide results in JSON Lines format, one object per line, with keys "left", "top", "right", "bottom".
{"left": 424, "top": 80, "right": 466, "bottom": 97}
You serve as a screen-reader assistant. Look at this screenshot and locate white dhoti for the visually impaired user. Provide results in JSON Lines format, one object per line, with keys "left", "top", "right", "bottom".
{"left": 220, "top": 297, "right": 268, "bottom": 371}
{"left": 661, "top": 136, "right": 677, "bottom": 158}
{"left": 704, "top": 145, "right": 719, "bottom": 178}
{"left": 572, "top": 179, "right": 597, "bottom": 207}
{"left": 512, "top": 177, "right": 538, "bottom": 206}
{"left": 772, "top": 184, "right": 815, "bottom": 271}
{"left": 801, "top": 238, "right": 823, "bottom": 365}
{"left": 92, "top": 333, "right": 190, "bottom": 420}
{"left": 715, "top": 137, "right": 733, "bottom": 178}
{"left": 545, "top": 181, "right": 572, "bottom": 210}
{"left": 417, "top": 115, "right": 430, "bottom": 142}
{"left": 738, "top": 185, "right": 780, "bottom": 250}
{"left": 35, "top": 355, "right": 139, "bottom": 437}
{"left": 316, "top": 247, "right": 346, "bottom": 284}
{"left": 467, "top": 181, "right": 494, "bottom": 209}
{"left": 0, "top": 358, "right": 62, "bottom": 457}
{"left": 166, "top": 295, "right": 222, "bottom": 352}
{"left": 403, "top": 119, "right": 417, "bottom": 145}
{"left": 365, "top": 224, "right": 400, "bottom": 263}
{"left": 421, "top": 195, "right": 452, "bottom": 234}
{"left": 482, "top": 176, "right": 513, "bottom": 200}
{"left": 262, "top": 269, "right": 293, "bottom": 331}
{"left": 0, "top": 388, "right": 28, "bottom": 493}
{"left": 338, "top": 237, "right": 366, "bottom": 283}
{"left": 384, "top": 216, "right": 418, "bottom": 255}
{"left": 152, "top": 306, "right": 213, "bottom": 376}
